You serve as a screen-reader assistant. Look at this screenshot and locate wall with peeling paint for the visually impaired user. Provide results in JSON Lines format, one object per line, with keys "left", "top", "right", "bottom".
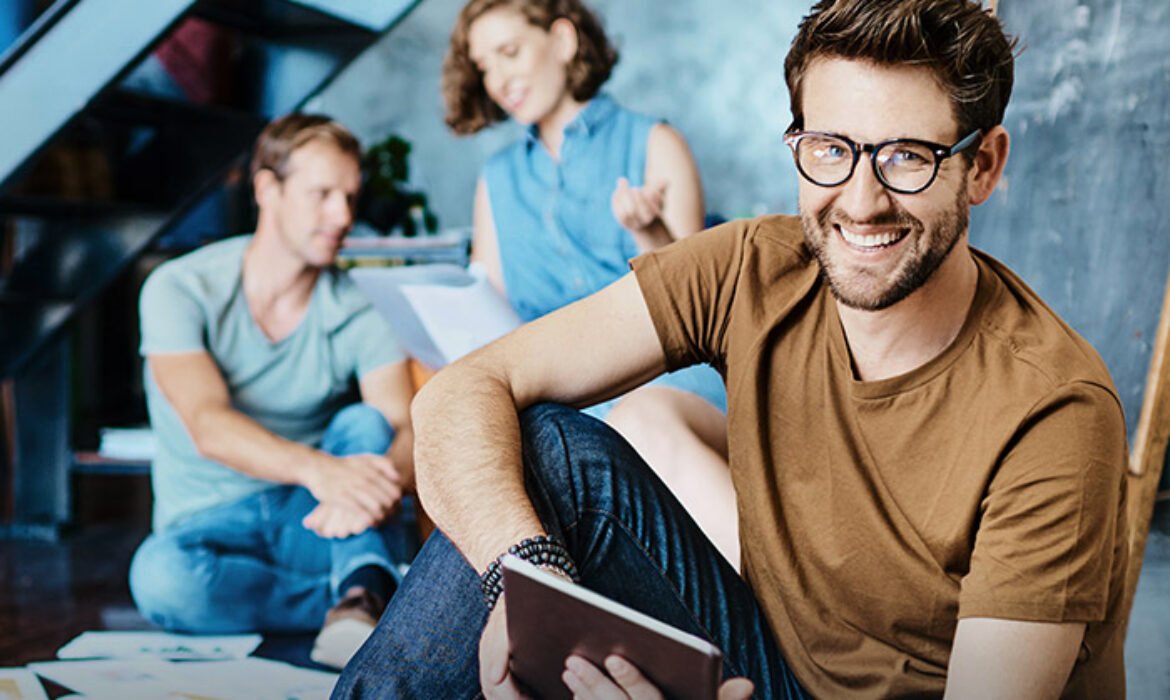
{"left": 980, "top": 0, "right": 1170, "bottom": 433}
{"left": 313, "top": 0, "right": 1170, "bottom": 434}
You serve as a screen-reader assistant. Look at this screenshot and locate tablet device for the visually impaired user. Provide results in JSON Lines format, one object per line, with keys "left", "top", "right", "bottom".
{"left": 502, "top": 555, "right": 723, "bottom": 700}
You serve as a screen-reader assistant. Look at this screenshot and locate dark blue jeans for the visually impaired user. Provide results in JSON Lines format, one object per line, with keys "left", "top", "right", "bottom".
{"left": 334, "top": 403, "right": 807, "bottom": 698}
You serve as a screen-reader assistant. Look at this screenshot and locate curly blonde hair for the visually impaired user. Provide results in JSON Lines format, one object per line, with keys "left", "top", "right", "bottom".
{"left": 442, "top": 0, "right": 618, "bottom": 135}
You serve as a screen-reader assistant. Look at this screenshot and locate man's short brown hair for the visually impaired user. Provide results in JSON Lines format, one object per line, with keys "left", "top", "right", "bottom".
{"left": 784, "top": 0, "right": 1018, "bottom": 140}
{"left": 441, "top": 0, "right": 618, "bottom": 135}
{"left": 250, "top": 113, "right": 361, "bottom": 181}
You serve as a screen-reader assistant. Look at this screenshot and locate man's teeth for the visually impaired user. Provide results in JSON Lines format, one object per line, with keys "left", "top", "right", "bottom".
{"left": 840, "top": 227, "right": 903, "bottom": 248}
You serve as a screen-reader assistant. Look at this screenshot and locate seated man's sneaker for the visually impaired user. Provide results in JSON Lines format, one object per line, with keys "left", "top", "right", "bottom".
{"left": 310, "top": 587, "right": 386, "bottom": 669}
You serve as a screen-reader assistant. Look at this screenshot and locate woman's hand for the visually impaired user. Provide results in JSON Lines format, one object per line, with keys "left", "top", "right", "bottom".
{"left": 611, "top": 177, "right": 668, "bottom": 235}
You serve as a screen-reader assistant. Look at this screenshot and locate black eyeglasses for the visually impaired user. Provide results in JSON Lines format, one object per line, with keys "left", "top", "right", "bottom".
{"left": 783, "top": 127, "right": 982, "bottom": 194}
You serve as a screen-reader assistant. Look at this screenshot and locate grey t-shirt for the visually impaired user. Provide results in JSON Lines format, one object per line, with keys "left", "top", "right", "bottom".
{"left": 139, "top": 235, "right": 404, "bottom": 530}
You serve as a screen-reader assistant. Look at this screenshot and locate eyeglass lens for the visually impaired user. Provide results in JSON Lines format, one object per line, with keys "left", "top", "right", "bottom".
{"left": 795, "top": 134, "right": 939, "bottom": 193}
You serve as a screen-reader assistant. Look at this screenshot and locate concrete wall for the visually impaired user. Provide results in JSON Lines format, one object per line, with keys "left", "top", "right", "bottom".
{"left": 312, "top": 0, "right": 1170, "bottom": 434}
{"left": 310, "top": 0, "right": 805, "bottom": 229}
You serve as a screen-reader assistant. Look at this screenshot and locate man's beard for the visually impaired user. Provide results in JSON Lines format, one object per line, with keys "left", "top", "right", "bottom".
{"left": 800, "top": 186, "right": 968, "bottom": 311}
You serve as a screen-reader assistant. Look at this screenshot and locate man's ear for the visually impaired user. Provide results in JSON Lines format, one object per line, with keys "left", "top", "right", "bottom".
{"left": 253, "top": 168, "right": 280, "bottom": 210}
{"left": 967, "top": 125, "right": 1010, "bottom": 205}
{"left": 549, "top": 18, "right": 578, "bottom": 64}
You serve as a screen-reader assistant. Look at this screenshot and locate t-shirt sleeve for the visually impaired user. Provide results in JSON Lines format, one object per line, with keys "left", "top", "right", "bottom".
{"left": 335, "top": 303, "right": 405, "bottom": 380}
{"left": 138, "top": 266, "right": 208, "bottom": 355}
{"left": 959, "top": 381, "right": 1128, "bottom": 623}
{"left": 629, "top": 219, "right": 751, "bottom": 370}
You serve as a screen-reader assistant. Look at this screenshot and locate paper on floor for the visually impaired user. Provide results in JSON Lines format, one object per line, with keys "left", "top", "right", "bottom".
{"left": 29, "top": 657, "right": 337, "bottom": 700}
{"left": 0, "top": 668, "right": 49, "bottom": 700}
{"left": 57, "top": 631, "right": 261, "bottom": 661}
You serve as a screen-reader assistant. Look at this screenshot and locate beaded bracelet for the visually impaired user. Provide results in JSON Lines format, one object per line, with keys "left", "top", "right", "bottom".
{"left": 480, "top": 533, "right": 580, "bottom": 610}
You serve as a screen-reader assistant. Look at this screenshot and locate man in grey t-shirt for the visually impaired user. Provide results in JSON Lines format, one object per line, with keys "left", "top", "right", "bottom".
{"left": 129, "top": 114, "right": 416, "bottom": 669}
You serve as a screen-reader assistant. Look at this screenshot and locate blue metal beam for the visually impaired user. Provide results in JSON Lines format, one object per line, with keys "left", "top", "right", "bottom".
{"left": 0, "top": 0, "right": 194, "bottom": 191}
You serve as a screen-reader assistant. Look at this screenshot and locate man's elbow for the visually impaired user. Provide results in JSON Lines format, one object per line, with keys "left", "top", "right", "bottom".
{"left": 186, "top": 408, "right": 229, "bottom": 463}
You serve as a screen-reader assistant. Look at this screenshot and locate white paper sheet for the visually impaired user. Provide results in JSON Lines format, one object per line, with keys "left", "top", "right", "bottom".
{"left": 57, "top": 631, "right": 261, "bottom": 661}
{"left": 29, "top": 658, "right": 337, "bottom": 700}
{"left": 349, "top": 263, "right": 521, "bottom": 368}
{"left": 28, "top": 659, "right": 177, "bottom": 699}
{"left": 0, "top": 668, "right": 49, "bottom": 700}
{"left": 161, "top": 658, "right": 338, "bottom": 700}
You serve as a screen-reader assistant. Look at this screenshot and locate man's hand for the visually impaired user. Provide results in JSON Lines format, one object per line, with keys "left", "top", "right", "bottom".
{"left": 562, "top": 654, "right": 753, "bottom": 700}
{"left": 302, "top": 502, "right": 375, "bottom": 538}
{"left": 611, "top": 178, "right": 668, "bottom": 237}
{"left": 481, "top": 600, "right": 527, "bottom": 699}
{"left": 304, "top": 453, "right": 403, "bottom": 525}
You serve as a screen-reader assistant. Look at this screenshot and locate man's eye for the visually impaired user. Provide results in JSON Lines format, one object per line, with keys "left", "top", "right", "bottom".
{"left": 812, "top": 143, "right": 848, "bottom": 160}
{"left": 886, "top": 147, "right": 931, "bottom": 167}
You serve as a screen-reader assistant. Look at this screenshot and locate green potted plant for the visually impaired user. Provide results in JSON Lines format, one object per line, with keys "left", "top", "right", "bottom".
{"left": 358, "top": 134, "right": 439, "bottom": 236}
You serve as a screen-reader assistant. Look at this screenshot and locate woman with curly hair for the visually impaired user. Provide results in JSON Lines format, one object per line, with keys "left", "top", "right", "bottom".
{"left": 443, "top": 0, "right": 738, "bottom": 566}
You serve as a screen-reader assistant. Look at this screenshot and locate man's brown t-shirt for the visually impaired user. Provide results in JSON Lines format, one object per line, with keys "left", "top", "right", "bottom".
{"left": 631, "top": 215, "right": 1128, "bottom": 698}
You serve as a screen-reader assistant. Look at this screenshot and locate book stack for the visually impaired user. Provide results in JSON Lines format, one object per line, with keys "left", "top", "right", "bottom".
{"left": 98, "top": 426, "right": 155, "bottom": 461}
{"left": 337, "top": 226, "right": 471, "bottom": 269}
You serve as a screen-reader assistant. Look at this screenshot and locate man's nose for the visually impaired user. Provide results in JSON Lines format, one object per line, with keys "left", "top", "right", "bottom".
{"left": 327, "top": 191, "right": 354, "bottom": 228}
{"left": 837, "top": 157, "right": 895, "bottom": 221}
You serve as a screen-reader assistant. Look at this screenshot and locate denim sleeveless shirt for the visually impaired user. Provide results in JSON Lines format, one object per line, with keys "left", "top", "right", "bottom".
{"left": 484, "top": 94, "right": 726, "bottom": 413}
{"left": 485, "top": 94, "right": 649, "bottom": 321}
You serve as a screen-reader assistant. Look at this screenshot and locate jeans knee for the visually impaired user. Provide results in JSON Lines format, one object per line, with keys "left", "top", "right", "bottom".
{"left": 518, "top": 403, "right": 646, "bottom": 524}
{"left": 129, "top": 536, "right": 215, "bottom": 632}
{"left": 323, "top": 404, "right": 395, "bottom": 456}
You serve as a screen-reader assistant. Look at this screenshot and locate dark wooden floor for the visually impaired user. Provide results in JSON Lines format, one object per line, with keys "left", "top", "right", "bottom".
{"left": 5, "top": 479, "right": 1170, "bottom": 697}
{"left": 0, "top": 472, "right": 326, "bottom": 697}
{"left": 0, "top": 522, "right": 149, "bottom": 666}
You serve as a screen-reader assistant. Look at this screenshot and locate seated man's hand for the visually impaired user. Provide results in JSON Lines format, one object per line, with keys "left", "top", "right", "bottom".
{"left": 302, "top": 502, "right": 376, "bottom": 539}
{"left": 480, "top": 599, "right": 526, "bottom": 699}
{"left": 305, "top": 453, "right": 403, "bottom": 524}
{"left": 562, "top": 654, "right": 754, "bottom": 700}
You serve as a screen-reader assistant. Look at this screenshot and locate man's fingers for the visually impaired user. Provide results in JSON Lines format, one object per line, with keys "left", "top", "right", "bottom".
{"left": 718, "top": 678, "right": 754, "bottom": 700}
{"left": 562, "top": 656, "right": 621, "bottom": 699}
{"left": 479, "top": 604, "right": 513, "bottom": 690}
{"left": 338, "top": 487, "right": 387, "bottom": 523}
{"left": 563, "top": 654, "right": 661, "bottom": 700}
{"left": 605, "top": 655, "right": 663, "bottom": 700}
{"left": 349, "top": 454, "right": 402, "bottom": 486}
{"left": 310, "top": 504, "right": 373, "bottom": 539}
{"left": 354, "top": 454, "right": 401, "bottom": 483}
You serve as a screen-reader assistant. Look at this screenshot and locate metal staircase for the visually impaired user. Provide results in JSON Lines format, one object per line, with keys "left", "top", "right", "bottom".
{"left": 0, "top": 0, "right": 423, "bottom": 535}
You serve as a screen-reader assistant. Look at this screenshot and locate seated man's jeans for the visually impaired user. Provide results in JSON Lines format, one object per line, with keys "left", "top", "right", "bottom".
{"left": 333, "top": 403, "right": 808, "bottom": 699}
{"left": 129, "top": 404, "right": 419, "bottom": 633}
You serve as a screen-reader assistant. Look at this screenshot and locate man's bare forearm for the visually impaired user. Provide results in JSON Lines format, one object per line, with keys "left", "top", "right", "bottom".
{"left": 190, "top": 405, "right": 332, "bottom": 489}
{"left": 412, "top": 357, "right": 544, "bottom": 572}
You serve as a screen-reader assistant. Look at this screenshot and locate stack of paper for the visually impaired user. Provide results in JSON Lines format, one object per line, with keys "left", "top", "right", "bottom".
{"left": 56, "top": 631, "right": 261, "bottom": 661}
{"left": 0, "top": 668, "right": 49, "bottom": 700}
{"left": 4, "top": 632, "right": 336, "bottom": 700}
{"left": 97, "top": 427, "right": 155, "bottom": 461}
{"left": 29, "top": 657, "right": 337, "bottom": 700}
{"left": 349, "top": 263, "right": 521, "bottom": 369}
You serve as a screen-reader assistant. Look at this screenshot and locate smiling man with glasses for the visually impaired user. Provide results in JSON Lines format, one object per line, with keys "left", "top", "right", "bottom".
{"left": 334, "top": 1, "right": 1128, "bottom": 699}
